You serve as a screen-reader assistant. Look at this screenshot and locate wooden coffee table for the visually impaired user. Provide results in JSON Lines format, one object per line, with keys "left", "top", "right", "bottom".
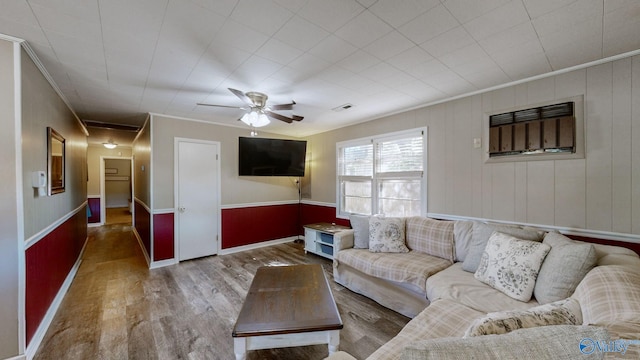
{"left": 232, "top": 264, "right": 343, "bottom": 360}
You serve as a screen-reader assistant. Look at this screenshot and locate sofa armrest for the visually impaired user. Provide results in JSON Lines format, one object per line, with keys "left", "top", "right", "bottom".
{"left": 333, "top": 229, "right": 355, "bottom": 252}
{"left": 402, "top": 325, "right": 609, "bottom": 360}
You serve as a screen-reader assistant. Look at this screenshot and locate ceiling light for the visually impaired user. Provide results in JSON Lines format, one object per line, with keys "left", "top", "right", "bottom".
{"left": 240, "top": 109, "right": 270, "bottom": 128}
{"left": 103, "top": 140, "right": 117, "bottom": 149}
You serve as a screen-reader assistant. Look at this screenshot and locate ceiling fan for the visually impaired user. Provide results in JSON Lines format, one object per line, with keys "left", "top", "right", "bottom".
{"left": 197, "top": 88, "right": 304, "bottom": 128}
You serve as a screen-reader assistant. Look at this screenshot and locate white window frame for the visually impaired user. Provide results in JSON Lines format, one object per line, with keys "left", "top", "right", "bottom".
{"left": 336, "top": 127, "right": 428, "bottom": 219}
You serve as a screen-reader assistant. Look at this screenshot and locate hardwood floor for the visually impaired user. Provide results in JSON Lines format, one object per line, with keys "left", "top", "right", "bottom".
{"left": 34, "top": 224, "right": 409, "bottom": 360}
{"left": 105, "top": 207, "right": 132, "bottom": 225}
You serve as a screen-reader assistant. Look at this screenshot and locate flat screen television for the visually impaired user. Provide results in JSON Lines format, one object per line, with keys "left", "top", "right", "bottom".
{"left": 238, "top": 137, "right": 307, "bottom": 176}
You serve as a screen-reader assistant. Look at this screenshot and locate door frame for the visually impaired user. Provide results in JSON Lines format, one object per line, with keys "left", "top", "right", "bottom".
{"left": 173, "top": 137, "right": 222, "bottom": 261}
{"left": 100, "top": 156, "right": 134, "bottom": 225}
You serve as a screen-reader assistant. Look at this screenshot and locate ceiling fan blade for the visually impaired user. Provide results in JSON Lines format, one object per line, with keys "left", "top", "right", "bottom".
{"left": 292, "top": 115, "right": 304, "bottom": 121}
{"left": 269, "top": 101, "right": 296, "bottom": 111}
{"left": 228, "top": 88, "right": 254, "bottom": 106}
{"left": 265, "top": 111, "right": 293, "bottom": 124}
{"left": 197, "top": 103, "right": 246, "bottom": 109}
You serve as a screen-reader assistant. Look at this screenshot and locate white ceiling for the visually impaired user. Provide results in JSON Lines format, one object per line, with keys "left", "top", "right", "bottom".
{"left": 1, "top": 0, "right": 639, "bottom": 143}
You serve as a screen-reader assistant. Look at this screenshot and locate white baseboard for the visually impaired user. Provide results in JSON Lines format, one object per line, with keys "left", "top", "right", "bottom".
{"left": 132, "top": 227, "right": 151, "bottom": 267}
{"left": 87, "top": 222, "right": 102, "bottom": 228}
{"left": 25, "top": 237, "right": 88, "bottom": 360}
{"left": 4, "top": 355, "right": 26, "bottom": 360}
{"left": 150, "top": 258, "right": 178, "bottom": 269}
{"left": 218, "top": 236, "right": 299, "bottom": 255}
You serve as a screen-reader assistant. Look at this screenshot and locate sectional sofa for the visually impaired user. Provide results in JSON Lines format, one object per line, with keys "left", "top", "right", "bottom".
{"left": 327, "top": 216, "right": 640, "bottom": 360}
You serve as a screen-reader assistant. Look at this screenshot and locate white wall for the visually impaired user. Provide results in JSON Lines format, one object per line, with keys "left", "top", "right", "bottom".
{"left": 20, "top": 47, "right": 88, "bottom": 240}
{"left": 104, "top": 158, "right": 131, "bottom": 208}
{"left": 151, "top": 114, "right": 301, "bottom": 210}
{"left": 86, "top": 144, "right": 131, "bottom": 196}
{"left": 0, "top": 37, "right": 20, "bottom": 360}
{"left": 307, "top": 55, "right": 640, "bottom": 236}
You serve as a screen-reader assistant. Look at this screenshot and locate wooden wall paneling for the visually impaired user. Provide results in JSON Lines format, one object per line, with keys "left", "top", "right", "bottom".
{"left": 471, "top": 95, "right": 484, "bottom": 217}
{"left": 452, "top": 98, "right": 473, "bottom": 215}
{"left": 554, "top": 159, "right": 587, "bottom": 229}
{"left": 514, "top": 162, "right": 528, "bottom": 223}
{"left": 491, "top": 163, "right": 516, "bottom": 221}
{"left": 526, "top": 161, "right": 555, "bottom": 225}
{"left": 426, "top": 105, "right": 447, "bottom": 213}
{"left": 632, "top": 55, "right": 640, "bottom": 235}
{"left": 585, "top": 63, "right": 613, "bottom": 231}
{"left": 543, "top": 119, "right": 558, "bottom": 149}
{"left": 527, "top": 121, "right": 541, "bottom": 150}
{"left": 611, "top": 58, "right": 632, "bottom": 233}
{"left": 444, "top": 103, "right": 456, "bottom": 214}
{"left": 500, "top": 125, "right": 512, "bottom": 152}
{"left": 555, "top": 69, "right": 586, "bottom": 99}
{"left": 481, "top": 94, "right": 494, "bottom": 218}
{"left": 527, "top": 77, "right": 556, "bottom": 105}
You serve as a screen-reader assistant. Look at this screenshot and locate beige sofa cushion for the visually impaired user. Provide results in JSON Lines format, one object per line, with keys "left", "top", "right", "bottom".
{"left": 572, "top": 265, "right": 640, "bottom": 329}
{"left": 534, "top": 232, "right": 597, "bottom": 304}
{"left": 335, "top": 249, "right": 451, "bottom": 293}
{"left": 426, "top": 263, "right": 539, "bottom": 313}
{"left": 401, "top": 325, "right": 609, "bottom": 360}
{"left": 367, "top": 299, "right": 484, "bottom": 360}
{"left": 406, "top": 217, "right": 454, "bottom": 261}
{"left": 463, "top": 298, "right": 582, "bottom": 337}
{"left": 462, "top": 222, "right": 545, "bottom": 272}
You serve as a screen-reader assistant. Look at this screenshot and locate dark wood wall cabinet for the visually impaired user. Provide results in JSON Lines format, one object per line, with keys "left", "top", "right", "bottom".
{"left": 488, "top": 102, "right": 575, "bottom": 158}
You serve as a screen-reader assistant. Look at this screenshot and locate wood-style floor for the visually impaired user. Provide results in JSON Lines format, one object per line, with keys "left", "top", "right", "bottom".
{"left": 34, "top": 224, "right": 409, "bottom": 360}
{"left": 105, "top": 207, "right": 132, "bottom": 225}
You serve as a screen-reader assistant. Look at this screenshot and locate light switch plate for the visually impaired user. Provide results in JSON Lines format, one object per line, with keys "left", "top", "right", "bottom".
{"left": 473, "top": 138, "right": 481, "bottom": 148}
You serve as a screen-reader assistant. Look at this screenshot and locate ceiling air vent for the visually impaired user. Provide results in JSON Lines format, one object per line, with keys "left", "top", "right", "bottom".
{"left": 332, "top": 103, "right": 354, "bottom": 112}
{"left": 83, "top": 120, "right": 140, "bottom": 132}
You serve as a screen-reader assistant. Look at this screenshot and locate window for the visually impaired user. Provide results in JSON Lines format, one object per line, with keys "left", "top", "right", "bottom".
{"left": 337, "top": 128, "right": 426, "bottom": 218}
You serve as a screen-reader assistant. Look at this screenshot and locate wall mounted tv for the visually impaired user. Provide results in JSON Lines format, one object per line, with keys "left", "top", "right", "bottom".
{"left": 238, "top": 137, "right": 307, "bottom": 177}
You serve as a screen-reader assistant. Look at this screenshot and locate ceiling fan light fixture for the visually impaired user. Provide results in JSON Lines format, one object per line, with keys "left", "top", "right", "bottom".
{"left": 103, "top": 140, "right": 117, "bottom": 149}
{"left": 240, "top": 109, "right": 270, "bottom": 128}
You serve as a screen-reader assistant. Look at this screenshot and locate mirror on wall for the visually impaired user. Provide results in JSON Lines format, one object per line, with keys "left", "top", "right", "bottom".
{"left": 47, "top": 127, "right": 65, "bottom": 195}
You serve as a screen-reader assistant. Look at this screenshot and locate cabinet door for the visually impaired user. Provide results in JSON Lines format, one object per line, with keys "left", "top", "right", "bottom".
{"left": 304, "top": 228, "right": 316, "bottom": 252}
{"left": 543, "top": 119, "right": 557, "bottom": 149}
{"left": 558, "top": 116, "right": 574, "bottom": 148}
{"left": 527, "top": 121, "right": 541, "bottom": 150}
{"left": 489, "top": 127, "right": 500, "bottom": 153}
{"left": 513, "top": 123, "right": 526, "bottom": 151}
{"left": 500, "top": 125, "right": 512, "bottom": 152}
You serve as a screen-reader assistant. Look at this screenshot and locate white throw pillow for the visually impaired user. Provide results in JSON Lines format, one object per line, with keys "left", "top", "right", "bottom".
{"left": 349, "top": 214, "right": 370, "bottom": 249}
{"left": 368, "top": 217, "right": 409, "bottom": 253}
{"left": 464, "top": 298, "right": 583, "bottom": 337}
{"left": 474, "top": 232, "right": 551, "bottom": 302}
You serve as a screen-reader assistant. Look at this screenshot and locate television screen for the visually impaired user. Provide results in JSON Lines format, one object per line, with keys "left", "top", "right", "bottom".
{"left": 238, "top": 137, "right": 307, "bottom": 176}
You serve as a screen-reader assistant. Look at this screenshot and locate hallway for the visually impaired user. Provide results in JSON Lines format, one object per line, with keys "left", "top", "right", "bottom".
{"left": 33, "top": 225, "right": 409, "bottom": 359}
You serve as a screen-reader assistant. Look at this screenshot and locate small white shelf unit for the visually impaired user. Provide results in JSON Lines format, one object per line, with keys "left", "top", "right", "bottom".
{"left": 303, "top": 223, "right": 350, "bottom": 260}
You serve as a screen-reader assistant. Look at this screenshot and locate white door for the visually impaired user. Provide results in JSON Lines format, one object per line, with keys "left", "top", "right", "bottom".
{"left": 176, "top": 139, "right": 219, "bottom": 261}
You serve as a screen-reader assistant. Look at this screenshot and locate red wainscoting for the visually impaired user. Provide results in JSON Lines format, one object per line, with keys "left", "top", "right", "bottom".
{"left": 153, "top": 213, "right": 174, "bottom": 261}
{"left": 222, "top": 203, "right": 300, "bottom": 249}
{"left": 25, "top": 206, "right": 87, "bottom": 345}
{"left": 300, "top": 203, "right": 350, "bottom": 232}
{"left": 134, "top": 201, "right": 151, "bottom": 259}
{"left": 87, "top": 197, "right": 100, "bottom": 223}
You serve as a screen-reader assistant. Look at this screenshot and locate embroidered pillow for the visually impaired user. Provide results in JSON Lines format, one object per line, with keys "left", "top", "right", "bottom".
{"left": 464, "top": 298, "right": 582, "bottom": 337}
{"left": 462, "top": 222, "right": 545, "bottom": 273}
{"left": 369, "top": 217, "right": 408, "bottom": 253}
{"left": 349, "top": 214, "right": 370, "bottom": 249}
{"left": 474, "top": 232, "right": 551, "bottom": 302}
{"left": 534, "top": 232, "right": 597, "bottom": 304}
